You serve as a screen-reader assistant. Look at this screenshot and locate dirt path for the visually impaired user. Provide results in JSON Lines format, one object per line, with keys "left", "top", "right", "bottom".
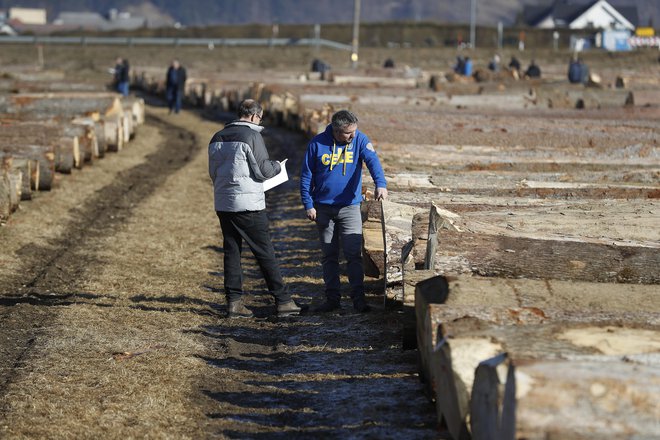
{"left": 0, "top": 101, "right": 438, "bottom": 438}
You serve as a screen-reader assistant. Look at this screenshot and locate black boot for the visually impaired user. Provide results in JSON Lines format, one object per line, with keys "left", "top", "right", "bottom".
{"left": 353, "top": 296, "right": 371, "bottom": 313}
{"left": 313, "top": 299, "right": 340, "bottom": 313}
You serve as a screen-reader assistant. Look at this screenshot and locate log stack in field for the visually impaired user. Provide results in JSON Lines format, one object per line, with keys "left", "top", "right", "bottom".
{"left": 0, "top": 74, "right": 145, "bottom": 225}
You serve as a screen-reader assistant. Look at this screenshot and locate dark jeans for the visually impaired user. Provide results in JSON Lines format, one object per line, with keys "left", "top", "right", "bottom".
{"left": 166, "top": 87, "right": 182, "bottom": 113}
{"left": 217, "top": 210, "right": 290, "bottom": 304}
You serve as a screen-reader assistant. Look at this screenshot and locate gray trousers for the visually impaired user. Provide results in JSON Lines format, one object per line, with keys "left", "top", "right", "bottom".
{"left": 314, "top": 204, "right": 364, "bottom": 303}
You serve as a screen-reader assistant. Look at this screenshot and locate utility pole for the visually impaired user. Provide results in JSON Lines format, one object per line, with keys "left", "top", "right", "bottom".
{"left": 351, "top": 0, "right": 361, "bottom": 69}
{"left": 470, "top": 0, "right": 477, "bottom": 49}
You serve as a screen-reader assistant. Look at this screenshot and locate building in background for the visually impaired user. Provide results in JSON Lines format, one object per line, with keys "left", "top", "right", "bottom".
{"left": 53, "top": 9, "right": 146, "bottom": 31}
{"left": 521, "top": 0, "right": 639, "bottom": 51}
{"left": 522, "top": 0, "right": 637, "bottom": 30}
{"left": 7, "top": 7, "right": 47, "bottom": 25}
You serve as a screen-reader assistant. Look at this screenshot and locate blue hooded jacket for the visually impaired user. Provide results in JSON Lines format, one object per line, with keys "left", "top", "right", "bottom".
{"left": 300, "top": 124, "right": 386, "bottom": 210}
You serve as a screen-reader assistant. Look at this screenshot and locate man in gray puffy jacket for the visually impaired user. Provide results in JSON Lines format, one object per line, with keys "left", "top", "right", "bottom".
{"left": 208, "top": 99, "right": 301, "bottom": 318}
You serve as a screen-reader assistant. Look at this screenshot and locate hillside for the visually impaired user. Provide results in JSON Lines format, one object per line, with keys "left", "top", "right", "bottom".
{"left": 0, "top": 0, "right": 657, "bottom": 27}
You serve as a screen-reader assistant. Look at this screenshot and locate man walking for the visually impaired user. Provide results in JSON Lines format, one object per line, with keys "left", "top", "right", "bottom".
{"left": 300, "top": 110, "right": 388, "bottom": 313}
{"left": 209, "top": 99, "right": 301, "bottom": 318}
{"left": 166, "top": 59, "right": 187, "bottom": 114}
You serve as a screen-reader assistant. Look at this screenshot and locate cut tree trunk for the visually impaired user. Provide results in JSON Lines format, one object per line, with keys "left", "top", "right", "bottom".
{"left": 412, "top": 206, "right": 660, "bottom": 284}
{"left": 422, "top": 302, "right": 660, "bottom": 440}
{"left": 0, "top": 143, "right": 56, "bottom": 190}
{"left": 0, "top": 92, "right": 123, "bottom": 120}
{"left": 361, "top": 200, "right": 385, "bottom": 279}
{"left": 0, "top": 157, "right": 21, "bottom": 219}
{"left": 0, "top": 121, "right": 81, "bottom": 171}
{"left": 0, "top": 154, "right": 35, "bottom": 200}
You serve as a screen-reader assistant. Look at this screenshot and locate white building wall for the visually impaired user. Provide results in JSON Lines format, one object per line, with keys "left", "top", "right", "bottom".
{"left": 8, "top": 7, "right": 46, "bottom": 24}
{"left": 569, "top": 0, "right": 634, "bottom": 30}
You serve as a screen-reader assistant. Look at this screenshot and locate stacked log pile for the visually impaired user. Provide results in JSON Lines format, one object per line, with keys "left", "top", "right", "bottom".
{"left": 132, "top": 66, "right": 659, "bottom": 438}
{"left": 0, "top": 83, "right": 145, "bottom": 224}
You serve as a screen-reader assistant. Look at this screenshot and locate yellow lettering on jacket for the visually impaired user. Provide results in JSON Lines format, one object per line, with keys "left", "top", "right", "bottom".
{"left": 321, "top": 150, "right": 354, "bottom": 166}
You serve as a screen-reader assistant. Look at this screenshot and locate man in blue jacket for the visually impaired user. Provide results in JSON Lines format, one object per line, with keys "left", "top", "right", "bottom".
{"left": 300, "top": 110, "right": 388, "bottom": 313}
{"left": 209, "top": 99, "right": 301, "bottom": 318}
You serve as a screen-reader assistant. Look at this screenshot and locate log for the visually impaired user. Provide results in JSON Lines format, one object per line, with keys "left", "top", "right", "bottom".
{"left": 0, "top": 92, "right": 123, "bottom": 120}
{"left": 73, "top": 117, "right": 107, "bottom": 157}
{"left": 0, "top": 155, "right": 34, "bottom": 200}
{"left": 0, "top": 143, "right": 55, "bottom": 190}
{"left": 423, "top": 303, "right": 660, "bottom": 440}
{"left": 72, "top": 118, "right": 104, "bottom": 158}
{"left": 0, "top": 157, "right": 21, "bottom": 218}
{"left": 0, "top": 168, "right": 10, "bottom": 222}
{"left": 414, "top": 274, "right": 660, "bottom": 425}
{"left": 0, "top": 122, "right": 81, "bottom": 171}
{"left": 361, "top": 200, "right": 385, "bottom": 278}
{"left": 471, "top": 354, "right": 660, "bottom": 439}
{"left": 123, "top": 96, "right": 145, "bottom": 126}
{"left": 412, "top": 206, "right": 660, "bottom": 284}
{"left": 332, "top": 75, "right": 418, "bottom": 88}
{"left": 535, "top": 86, "right": 634, "bottom": 109}
{"left": 380, "top": 199, "right": 426, "bottom": 301}
{"left": 102, "top": 114, "right": 124, "bottom": 152}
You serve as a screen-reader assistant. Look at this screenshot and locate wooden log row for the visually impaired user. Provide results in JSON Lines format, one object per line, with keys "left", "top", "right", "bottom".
{"left": 0, "top": 143, "right": 57, "bottom": 191}
{"left": 0, "top": 154, "right": 38, "bottom": 200}
{"left": 471, "top": 353, "right": 660, "bottom": 439}
{"left": 0, "top": 92, "right": 123, "bottom": 120}
{"left": 534, "top": 85, "right": 635, "bottom": 109}
{"left": 0, "top": 156, "right": 23, "bottom": 220}
{"left": 411, "top": 204, "right": 660, "bottom": 284}
{"left": 415, "top": 275, "right": 660, "bottom": 440}
{"left": 0, "top": 90, "right": 145, "bottom": 225}
{"left": 0, "top": 121, "right": 93, "bottom": 168}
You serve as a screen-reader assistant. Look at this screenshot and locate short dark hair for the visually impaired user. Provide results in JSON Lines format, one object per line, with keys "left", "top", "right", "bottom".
{"left": 238, "top": 99, "right": 263, "bottom": 119}
{"left": 331, "top": 110, "right": 358, "bottom": 129}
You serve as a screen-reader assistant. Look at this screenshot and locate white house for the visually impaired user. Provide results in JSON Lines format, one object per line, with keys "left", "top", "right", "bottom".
{"left": 522, "top": 0, "right": 637, "bottom": 31}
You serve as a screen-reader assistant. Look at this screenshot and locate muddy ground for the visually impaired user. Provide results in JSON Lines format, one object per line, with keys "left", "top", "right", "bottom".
{"left": 1, "top": 44, "right": 659, "bottom": 439}
{"left": 0, "top": 89, "right": 439, "bottom": 438}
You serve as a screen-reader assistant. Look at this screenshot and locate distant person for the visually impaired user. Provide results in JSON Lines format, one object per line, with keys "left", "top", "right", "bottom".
{"left": 524, "top": 59, "right": 541, "bottom": 79}
{"left": 166, "top": 59, "right": 187, "bottom": 114}
{"left": 463, "top": 56, "right": 473, "bottom": 76}
{"left": 113, "top": 57, "right": 129, "bottom": 96}
{"left": 300, "top": 110, "right": 388, "bottom": 314}
{"left": 568, "top": 57, "right": 584, "bottom": 84}
{"left": 453, "top": 56, "right": 465, "bottom": 75}
{"left": 488, "top": 54, "right": 501, "bottom": 72}
{"left": 508, "top": 56, "right": 521, "bottom": 73}
{"left": 208, "top": 99, "right": 302, "bottom": 318}
{"left": 579, "top": 59, "right": 590, "bottom": 84}
{"left": 311, "top": 58, "right": 330, "bottom": 74}
{"left": 383, "top": 58, "right": 395, "bottom": 68}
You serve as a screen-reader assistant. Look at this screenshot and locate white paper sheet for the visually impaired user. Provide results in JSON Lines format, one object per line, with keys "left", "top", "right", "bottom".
{"left": 263, "top": 159, "right": 288, "bottom": 191}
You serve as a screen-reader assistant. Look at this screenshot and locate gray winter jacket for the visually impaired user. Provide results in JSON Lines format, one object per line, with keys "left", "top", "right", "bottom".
{"left": 208, "top": 121, "right": 281, "bottom": 212}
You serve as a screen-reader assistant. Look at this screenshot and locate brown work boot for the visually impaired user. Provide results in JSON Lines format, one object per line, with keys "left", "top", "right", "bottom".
{"left": 277, "top": 300, "right": 302, "bottom": 317}
{"left": 227, "top": 300, "right": 254, "bottom": 319}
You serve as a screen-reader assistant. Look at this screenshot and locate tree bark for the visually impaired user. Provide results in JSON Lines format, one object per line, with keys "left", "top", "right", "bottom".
{"left": 411, "top": 206, "right": 660, "bottom": 284}
{"left": 0, "top": 143, "right": 55, "bottom": 190}
{"left": 0, "top": 155, "right": 34, "bottom": 200}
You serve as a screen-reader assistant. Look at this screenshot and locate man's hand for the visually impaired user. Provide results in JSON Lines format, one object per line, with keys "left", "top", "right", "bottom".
{"left": 306, "top": 208, "right": 317, "bottom": 221}
{"left": 375, "top": 187, "right": 388, "bottom": 201}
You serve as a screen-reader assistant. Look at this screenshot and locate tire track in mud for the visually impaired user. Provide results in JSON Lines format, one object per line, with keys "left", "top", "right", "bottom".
{"left": 0, "top": 114, "right": 200, "bottom": 414}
